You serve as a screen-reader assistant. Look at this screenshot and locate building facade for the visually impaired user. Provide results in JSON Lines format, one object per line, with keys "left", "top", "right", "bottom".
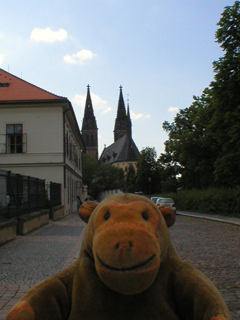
{"left": 0, "top": 68, "right": 85, "bottom": 215}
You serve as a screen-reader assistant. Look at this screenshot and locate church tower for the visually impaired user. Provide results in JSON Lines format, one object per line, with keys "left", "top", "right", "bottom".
{"left": 81, "top": 85, "right": 98, "bottom": 160}
{"left": 114, "top": 86, "right": 132, "bottom": 142}
{"left": 100, "top": 86, "right": 139, "bottom": 174}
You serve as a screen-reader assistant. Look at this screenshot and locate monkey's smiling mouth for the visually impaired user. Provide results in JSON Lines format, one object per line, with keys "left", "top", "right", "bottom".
{"left": 97, "top": 254, "right": 156, "bottom": 271}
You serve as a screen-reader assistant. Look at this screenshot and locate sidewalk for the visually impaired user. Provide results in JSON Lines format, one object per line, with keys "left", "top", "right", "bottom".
{"left": 177, "top": 210, "right": 240, "bottom": 226}
{"left": 0, "top": 213, "right": 86, "bottom": 320}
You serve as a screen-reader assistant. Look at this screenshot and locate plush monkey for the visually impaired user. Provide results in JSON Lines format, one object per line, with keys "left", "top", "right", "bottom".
{"left": 6, "top": 194, "right": 231, "bottom": 320}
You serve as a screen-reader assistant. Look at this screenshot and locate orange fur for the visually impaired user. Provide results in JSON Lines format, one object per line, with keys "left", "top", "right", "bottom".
{"left": 6, "top": 301, "right": 34, "bottom": 320}
{"left": 6, "top": 194, "right": 232, "bottom": 320}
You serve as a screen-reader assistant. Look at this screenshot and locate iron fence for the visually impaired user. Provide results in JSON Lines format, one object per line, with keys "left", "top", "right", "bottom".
{"left": 0, "top": 170, "right": 8, "bottom": 217}
{"left": 0, "top": 170, "right": 61, "bottom": 220}
{"left": 46, "top": 182, "right": 62, "bottom": 209}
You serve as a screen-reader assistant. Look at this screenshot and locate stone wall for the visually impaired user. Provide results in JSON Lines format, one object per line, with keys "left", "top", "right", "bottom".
{"left": 51, "top": 205, "right": 65, "bottom": 221}
{"left": 0, "top": 219, "right": 17, "bottom": 246}
{"left": 18, "top": 209, "right": 50, "bottom": 235}
{"left": 0, "top": 205, "right": 66, "bottom": 246}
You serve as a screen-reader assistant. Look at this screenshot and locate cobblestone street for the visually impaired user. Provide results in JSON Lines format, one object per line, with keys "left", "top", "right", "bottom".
{"left": 0, "top": 214, "right": 86, "bottom": 320}
{"left": 0, "top": 212, "right": 239, "bottom": 319}
{"left": 170, "top": 215, "right": 240, "bottom": 320}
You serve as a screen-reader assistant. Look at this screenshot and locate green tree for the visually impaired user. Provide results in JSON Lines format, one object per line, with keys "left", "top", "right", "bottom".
{"left": 82, "top": 154, "right": 125, "bottom": 198}
{"left": 215, "top": 1, "right": 240, "bottom": 55}
{"left": 209, "top": 1, "right": 240, "bottom": 186}
{"left": 82, "top": 154, "right": 100, "bottom": 196}
{"left": 161, "top": 1, "right": 240, "bottom": 189}
{"left": 126, "top": 164, "right": 136, "bottom": 193}
{"left": 161, "top": 89, "right": 215, "bottom": 189}
{"left": 136, "top": 147, "right": 160, "bottom": 194}
{"left": 157, "top": 152, "right": 178, "bottom": 192}
{"left": 92, "top": 165, "right": 125, "bottom": 198}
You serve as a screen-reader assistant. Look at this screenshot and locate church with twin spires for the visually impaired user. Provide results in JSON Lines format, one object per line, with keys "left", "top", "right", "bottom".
{"left": 81, "top": 85, "right": 140, "bottom": 175}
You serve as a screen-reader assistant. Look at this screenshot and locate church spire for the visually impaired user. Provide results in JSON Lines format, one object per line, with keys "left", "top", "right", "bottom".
{"left": 114, "top": 86, "right": 129, "bottom": 142}
{"left": 81, "top": 85, "right": 98, "bottom": 159}
{"left": 116, "top": 85, "right": 126, "bottom": 119}
{"left": 126, "top": 94, "right": 132, "bottom": 138}
{"left": 82, "top": 85, "right": 97, "bottom": 129}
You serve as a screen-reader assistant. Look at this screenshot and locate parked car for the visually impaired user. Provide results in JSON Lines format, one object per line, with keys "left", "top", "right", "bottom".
{"left": 156, "top": 198, "right": 176, "bottom": 214}
{"left": 135, "top": 191, "right": 144, "bottom": 195}
{"left": 150, "top": 197, "right": 164, "bottom": 204}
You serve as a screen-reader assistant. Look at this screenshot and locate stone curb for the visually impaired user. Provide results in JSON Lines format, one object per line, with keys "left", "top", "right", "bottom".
{"left": 177, "top": 211, "right": 240, "bottom": 226}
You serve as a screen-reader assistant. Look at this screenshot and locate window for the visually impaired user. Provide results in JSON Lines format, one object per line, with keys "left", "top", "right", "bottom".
{"left": 65, "top": 132, "right": 69, "bottom": 157}
{"left": 0, "top": 82, "right": 10, "bottom": 87}
{"left": 0, "top": 134, "right": 6, "bottom": 153}
{"left": 70, "top": 141, "right": 72, "bottom": 160}
{"left": 6, "top": 124, "right": 26, "bottom": 154}
{"left": 74, "top": 153, "right": 78, "bottom": 167}
{"left": 67, "top": 177, "right": 70, "bottom": 204}
{"left": 70, "top": 143, "right": 75, "bottom": 161}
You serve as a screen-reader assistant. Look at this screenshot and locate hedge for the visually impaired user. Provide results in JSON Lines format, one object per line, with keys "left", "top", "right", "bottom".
{"left": 153, "top": 188, "right": 240, "bottom": 218}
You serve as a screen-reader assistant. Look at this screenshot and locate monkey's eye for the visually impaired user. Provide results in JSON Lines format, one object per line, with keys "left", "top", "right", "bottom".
{"left": 104, "top": 211, "right": 110, "bottom": 221}
{"left": 142, "top": 212, "right": 149, "bottom": 221}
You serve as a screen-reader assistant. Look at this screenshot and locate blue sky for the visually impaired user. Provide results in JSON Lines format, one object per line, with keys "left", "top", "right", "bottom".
{"left": 0, "top": 0, "right": 236, "bottom": 157}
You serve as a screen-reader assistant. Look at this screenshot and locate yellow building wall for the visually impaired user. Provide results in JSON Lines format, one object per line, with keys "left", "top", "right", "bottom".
{"left": 112, "top": 161, "right": 137, "bottom": 177}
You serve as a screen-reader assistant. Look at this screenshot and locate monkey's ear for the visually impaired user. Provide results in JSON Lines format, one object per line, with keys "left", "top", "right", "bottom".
{"left": 157, "top": 205, "right": 176, "bottom": 228}
{"left": 78, "top": 201, "right": 99, "bottom": 223}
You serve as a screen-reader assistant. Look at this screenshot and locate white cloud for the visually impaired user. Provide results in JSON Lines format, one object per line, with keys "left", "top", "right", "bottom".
{"left": 168, "top": 107, "right": 179, "bottom": 113}
{"left": 30, "top": 28, "right": 68, "bottom": 43}
{"left": 72, "top": 94, "right": 85, "bottom": 107}
{"left": 130, "top": 111, "right": 151, "bottom": 121}
{"left": 64, "top": 50, "right": 97, "bottom": 65}
{"left": 0, "top": 54, "right": 3, "bottom": 66}
{"left": 72, "top": 92, "right": 111, "bottom": 114}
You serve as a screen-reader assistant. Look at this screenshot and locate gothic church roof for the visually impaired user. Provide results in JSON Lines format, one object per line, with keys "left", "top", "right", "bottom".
{"left": 99, "top": 134, "right": 140, "bottom": 164}
{"left": 99, "top": 85, "right": 140, "bottom": 164}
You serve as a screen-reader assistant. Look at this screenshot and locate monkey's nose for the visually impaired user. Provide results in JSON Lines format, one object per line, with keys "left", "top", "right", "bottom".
{"left": 115, "top": 241, "right": 133, "bottom": 250}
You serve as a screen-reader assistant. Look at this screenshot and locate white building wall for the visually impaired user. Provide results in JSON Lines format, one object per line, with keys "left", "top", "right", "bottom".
{"left": 0, "top": 166, "right": 63, "bottom": 184}
{"left": 0, "top": 103, "right": 84, "bottom": 215}
{"left": 64, "top": 119, "right": 83, "bottom": 214}
{"left": 0, "top": 105, "right": 63, "bottom": 165}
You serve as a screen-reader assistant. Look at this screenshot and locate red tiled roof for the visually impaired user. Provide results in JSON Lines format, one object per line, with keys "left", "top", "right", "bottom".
{"left": 0, "top": 69, "right": 67, "bottom": 102}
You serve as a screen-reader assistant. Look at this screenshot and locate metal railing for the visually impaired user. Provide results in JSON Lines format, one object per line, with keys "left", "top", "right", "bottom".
{"left": 46, "top": 182, "right": 62, "bottom": 209}
{"left": 0, "top": 170, "right": 61, "bottom": 220}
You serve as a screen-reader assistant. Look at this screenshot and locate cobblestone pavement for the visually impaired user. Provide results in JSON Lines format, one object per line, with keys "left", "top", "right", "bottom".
{"left": 170, "top": 215, "right": 240, "bottom": 320}
{"left": 0, "top": 212, "right": 239, "bottom": 319}
{"left": 0, "top": 214, "right": 86, "bottom": 320}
